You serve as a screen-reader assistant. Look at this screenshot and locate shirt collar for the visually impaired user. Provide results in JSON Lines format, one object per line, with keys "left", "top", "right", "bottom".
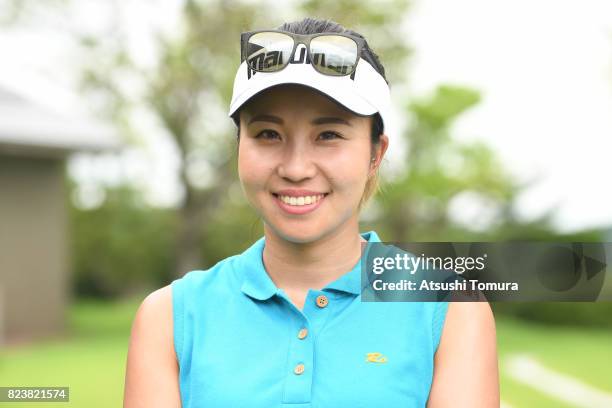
{"left": 239, "top": 230, "right": 382, "bottom": 300}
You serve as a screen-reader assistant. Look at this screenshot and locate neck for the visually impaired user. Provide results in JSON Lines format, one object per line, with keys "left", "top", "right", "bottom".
{"left": 262, "top": 221, "right": 367, "bottom": 293}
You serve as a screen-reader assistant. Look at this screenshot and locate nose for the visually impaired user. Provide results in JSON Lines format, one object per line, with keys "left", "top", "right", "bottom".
{"left": 277, "top": 140, "right": 317, "bottom": 182}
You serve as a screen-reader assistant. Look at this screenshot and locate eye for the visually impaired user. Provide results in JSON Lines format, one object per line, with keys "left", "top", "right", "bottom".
{"left": 255, "top": 129, "right": 281, "bottom": 140}
{"left": 318, "top": 131, "right": 343, "bottom": 141}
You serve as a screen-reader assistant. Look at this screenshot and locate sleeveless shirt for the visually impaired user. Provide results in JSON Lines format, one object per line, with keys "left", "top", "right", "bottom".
{"left": 171, "top": 230, "right": 449, "bottom": 407}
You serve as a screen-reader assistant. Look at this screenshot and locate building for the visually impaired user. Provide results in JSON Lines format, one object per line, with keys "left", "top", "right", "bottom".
{"left": 0, "top": 86, "right": 120, "bottom": 344}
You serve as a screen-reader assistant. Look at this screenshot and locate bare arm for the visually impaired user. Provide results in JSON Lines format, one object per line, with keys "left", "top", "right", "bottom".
{"left": 427, "top": 301, "right": 499, "bottom": 407}
{"left": 124, "top": 285, "right": 181, "bottom": 408}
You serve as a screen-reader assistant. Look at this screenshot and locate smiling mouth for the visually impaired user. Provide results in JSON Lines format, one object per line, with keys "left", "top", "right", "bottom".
{"left": 271, "top": 192, "right": 330, "bottom": 207}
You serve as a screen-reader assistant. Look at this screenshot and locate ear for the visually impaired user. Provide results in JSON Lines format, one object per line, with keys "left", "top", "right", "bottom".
{"left": 370, "top": 133, "right": 389, "bottom": 171}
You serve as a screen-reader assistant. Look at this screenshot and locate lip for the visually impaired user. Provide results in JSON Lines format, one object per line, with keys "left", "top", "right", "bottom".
{"left": 272, "top": 192, "right": 329, "bottom": 215}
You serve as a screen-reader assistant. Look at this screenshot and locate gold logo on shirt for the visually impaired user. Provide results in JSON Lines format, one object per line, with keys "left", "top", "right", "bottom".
{"left": 365, "top": 352, "right": 388, "bottom": 363}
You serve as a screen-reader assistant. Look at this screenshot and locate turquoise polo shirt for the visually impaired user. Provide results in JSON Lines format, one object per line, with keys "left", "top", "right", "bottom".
{"left": 172, "top": 230, "right": 449, "bottom": 407}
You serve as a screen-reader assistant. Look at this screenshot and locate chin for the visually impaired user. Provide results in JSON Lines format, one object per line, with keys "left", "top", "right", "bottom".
{"left": 266, "top": 218, "right": 327, "bottom": 244}
{"left": 280, "top": 224, "right": 323, "bottom": 243}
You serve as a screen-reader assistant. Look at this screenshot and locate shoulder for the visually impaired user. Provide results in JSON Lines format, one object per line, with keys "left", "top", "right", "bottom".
{"left": 427, "top": 301, "right": 499, "bottom": 407}
{"left": 124, "top": 285, "right": 181, "bottom": 407}
{"left": 136, "top": 285, "right": 174, "bottom": 328}
{"left": 128, "top": 284, "right": 175, "bottom": 362}
{"left": 441, "top": 301, "right": 496, "bottom": 346}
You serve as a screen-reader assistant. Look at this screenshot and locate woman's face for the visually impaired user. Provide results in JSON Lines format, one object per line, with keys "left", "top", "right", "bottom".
{"left": 238, "top": 84, "right": 387, "bottom": 244}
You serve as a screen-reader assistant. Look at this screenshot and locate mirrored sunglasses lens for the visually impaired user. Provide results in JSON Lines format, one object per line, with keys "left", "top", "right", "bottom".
{"left": 310, "top": 35, "right": 358, "bottom": 76}
{"left": 246, "top": 32, "right": 294, "bottom": 72}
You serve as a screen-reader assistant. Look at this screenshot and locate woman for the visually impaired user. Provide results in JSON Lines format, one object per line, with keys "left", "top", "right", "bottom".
{"left": 124, "top": 17, "right": 499, "bottom": 408}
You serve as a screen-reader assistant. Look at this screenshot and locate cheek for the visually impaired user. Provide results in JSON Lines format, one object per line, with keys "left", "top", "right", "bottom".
{"left": 238, "top": 144, "right": 271, "bottom": 195}
{"left": 323, "top": 146, "right": 371, "bottom": 192}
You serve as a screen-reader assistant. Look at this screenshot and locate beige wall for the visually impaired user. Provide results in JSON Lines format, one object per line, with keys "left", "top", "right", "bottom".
{"left": 0, "top": 155, "right": 70, "bottom": 344}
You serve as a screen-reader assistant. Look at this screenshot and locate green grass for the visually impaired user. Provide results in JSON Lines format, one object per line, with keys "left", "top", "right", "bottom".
{"left": 1, "top": 298, "right": 611, "bottom": 407}
{"left": 0, "top": 297, "right": 142, "bottom": 408}
{"left": 500, "top": 375, "right": 576, "bottom": 408}
{"left": 496, "top": 315, "right": 612, "bottom": 395}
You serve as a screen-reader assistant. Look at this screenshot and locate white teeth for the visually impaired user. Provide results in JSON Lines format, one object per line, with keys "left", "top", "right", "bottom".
{"left": 278, "top": 194, "right": 325, "bottom": 206}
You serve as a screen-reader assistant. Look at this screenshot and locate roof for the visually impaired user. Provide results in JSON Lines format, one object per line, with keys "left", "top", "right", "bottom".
{"left": 0, "top": 86, "right": 122, "bottom": 158}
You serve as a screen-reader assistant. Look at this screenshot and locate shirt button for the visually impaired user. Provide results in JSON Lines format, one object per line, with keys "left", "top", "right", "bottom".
{"left": 294, "top": 363, "right": 305, "bottom": 375}
{"left": 316, "top": 294, "right": 329, "bottom": 308}
{"left": 297, "top": 328, "right": 308, "bottom": 339}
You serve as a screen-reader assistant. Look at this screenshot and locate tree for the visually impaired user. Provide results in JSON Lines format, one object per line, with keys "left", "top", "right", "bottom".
{"left": 2, "top": 0, "right": 564, "bottom": 278}
{"left": 75, "top": 0, "right": 416, "bottom": 276}
{"left": 370, "top": 85, "right": 520, "bottom": 241}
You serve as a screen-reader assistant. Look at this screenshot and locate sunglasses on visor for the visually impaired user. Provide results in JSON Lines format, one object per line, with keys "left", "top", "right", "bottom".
{"left": 240, "top": 29, "right": 368, "bottom": 76}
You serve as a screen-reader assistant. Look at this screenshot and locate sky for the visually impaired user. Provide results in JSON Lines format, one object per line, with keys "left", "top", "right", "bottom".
{"left": 404, "top": 0, "right": 612, "bottom": 233}
{"left": 1, "top": 0, "right": 611, "bottom": 233}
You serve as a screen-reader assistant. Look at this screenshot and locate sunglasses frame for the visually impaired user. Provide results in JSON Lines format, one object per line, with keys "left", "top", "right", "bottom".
{"left": 240, "top": 29, "right": 368, "bottom": 76}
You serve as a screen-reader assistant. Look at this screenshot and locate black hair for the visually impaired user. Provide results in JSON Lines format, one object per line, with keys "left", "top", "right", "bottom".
{"left": 233, "top": 17, "right": 386, "bottom": 146}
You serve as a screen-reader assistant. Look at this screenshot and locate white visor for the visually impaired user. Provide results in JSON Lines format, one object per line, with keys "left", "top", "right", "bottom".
{"left": 228, "top": 47, "right": 395, "bottom": 139}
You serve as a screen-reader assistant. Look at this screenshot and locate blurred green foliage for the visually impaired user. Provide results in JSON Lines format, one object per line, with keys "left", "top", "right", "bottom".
{"left": 3, "top": 0, "right": 609, "bottom": 326}
{"left": 492, "top": 302, "right": 612, "bottom": 329}
{"left": 70, "top": 185, "right": 177, "bottom": 297}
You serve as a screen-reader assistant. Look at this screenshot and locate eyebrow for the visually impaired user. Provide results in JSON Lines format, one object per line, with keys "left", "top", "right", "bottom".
{"left": 247, "top": 114, "right": 352, "bottom": 127}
